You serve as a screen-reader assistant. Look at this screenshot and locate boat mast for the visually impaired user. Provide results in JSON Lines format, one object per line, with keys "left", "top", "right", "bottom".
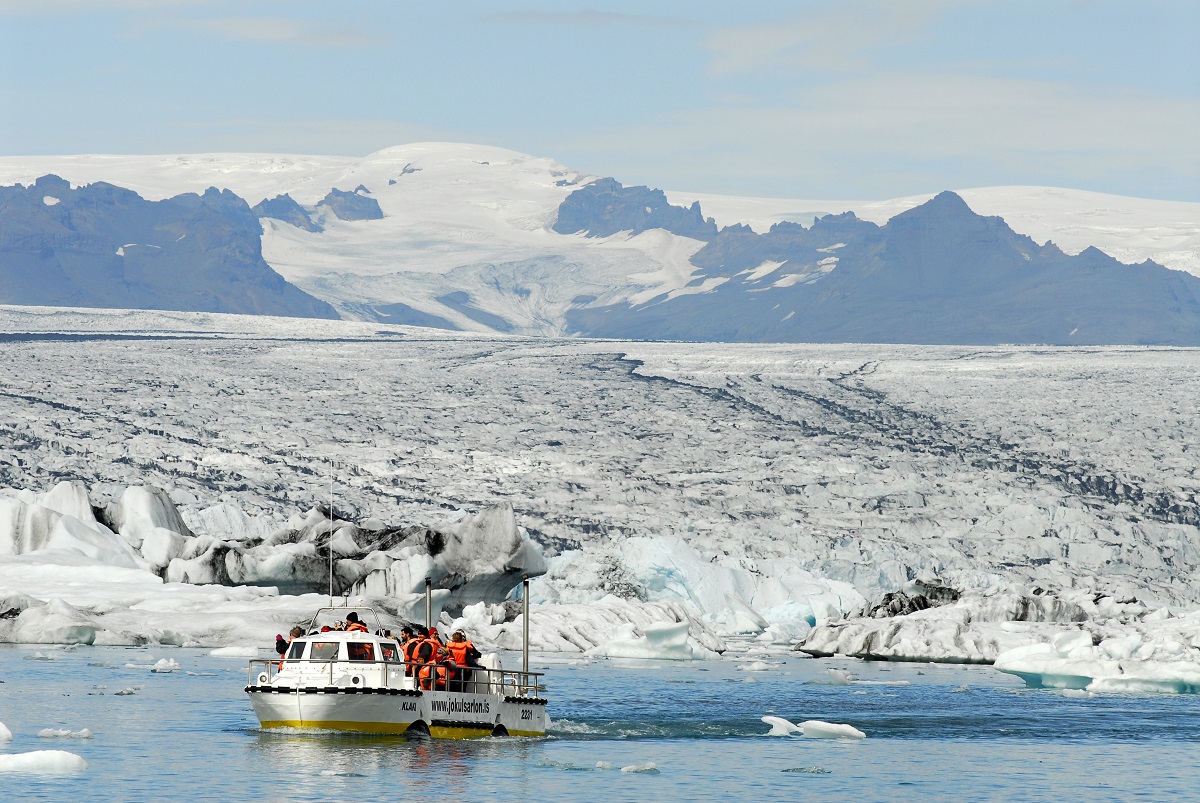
{"left": 425, "top": 576, "right": 432, "bottom": 630}
{"left": 522, "top": 574, "right": 530, "bottom": 681}
{"left": 328, "top": 458, "right": 334, "bottom": 607}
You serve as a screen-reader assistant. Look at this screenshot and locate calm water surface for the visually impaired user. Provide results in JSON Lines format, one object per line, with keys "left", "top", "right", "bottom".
{"left": 2, "top": 644, "right": 1199, "bottom": 801}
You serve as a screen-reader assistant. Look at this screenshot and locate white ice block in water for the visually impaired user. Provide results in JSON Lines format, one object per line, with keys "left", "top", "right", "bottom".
{"left": 37, "top": 728, "right": 93, "bottom": 738}
{"left": 0, "top": 721, "right": 11, "bottom": 742}
{"left": 0, "top": 750, "right": 88, "bottom": 773}
{"left": 587, "top": 620, "right": 694, "bottom": 660}
{"left": 761, "top": 715, "right": 803, "bottom": 736}
{"left": 799, "top": 720, "right": 866, "bottom": 739}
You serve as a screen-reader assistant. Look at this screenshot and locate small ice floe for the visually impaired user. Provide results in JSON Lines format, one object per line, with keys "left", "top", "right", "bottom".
{"left": 809, "top": 669, "right": 854, "bottom": 686}
{"left": 150, "top": 658, "right": 180, "bottom": 673}
{"left": 186, "top": 671, "right": 217, "bottom": 677}
{"left": 620, "top": 762, "right": 660, "bottom": 774}
{"left": 113, "top": 687, "right": 142, "bottom": 696}
{"left": 595, "top": 761, "right": 616, "bottom": 770}
{"left": 209, "top": 646, "right": 262, "bottom": 657}
{"left": 0, "top": 721, "right": 12, "bottom": 742}
{"left": 762, "top": 716, "right": 803, "bottom": 736}
{"left": 738, "top": 661, "right": 777, "bottom": 672}
{"left": 782, "top": 766, "right": 832, "bottom": 774}
{"left": 797, "top": 720, "right": 866, "bottom": 740}
{"left": 24, "top": 652, "right": 57, "bottom": 662}
{"left": 0, "top": 750, "right": 88, "bottom": 773}
{"left": 1062, "top": 688, "right": 1097, "bottom": 699}
{"left": 952, "top": 685, "right": 972, "bottom": 693}
{"left": 37, "top": 728, "right": 93, "bottom": 739}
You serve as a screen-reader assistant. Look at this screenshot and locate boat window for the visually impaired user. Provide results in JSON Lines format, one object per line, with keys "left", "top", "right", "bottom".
{"left": 347, "top": 642, "right": 375, "bottom": 662}
{"left": 380, "top": 643, "right": 401, "bottom": 663}
{"left": 287, "top": 641, "right": 306, "bottom": 660}
{"left": 310, "top": 642, "right": 339, "bottom": 661}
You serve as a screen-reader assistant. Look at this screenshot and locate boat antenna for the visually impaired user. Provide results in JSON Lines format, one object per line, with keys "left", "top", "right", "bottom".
{"left": 328, "top": 457, "right": 334, "bottom": 607}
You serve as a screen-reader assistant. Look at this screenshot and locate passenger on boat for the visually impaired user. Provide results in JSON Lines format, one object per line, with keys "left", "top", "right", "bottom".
{"left": 400, "top": 627, "right": 419, "bottom": 676}
{"left": 345, "top": 612, "right": 369, "bottom": 633}
{"left": 446, "top": 630, "right": 482, "bottom": 692}
{"left": 416, "top": 641, "right": 448, "bottom": 690}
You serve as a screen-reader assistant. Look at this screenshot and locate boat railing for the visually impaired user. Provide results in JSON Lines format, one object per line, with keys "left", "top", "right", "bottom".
{"left": 248, "top": 658, "right": 544, "bottom": 698}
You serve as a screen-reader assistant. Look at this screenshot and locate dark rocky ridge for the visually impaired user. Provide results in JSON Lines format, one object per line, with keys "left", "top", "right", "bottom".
{"left": 553, "top": 177, "right": 718, "bottom": 240}
{"left": 317, "top": 187, "right": 384, "bottom": 221}
{"left": 252, "top": 193, "right": 322, "bottom": 232}
{"left": 0, "top": 175, "right": 339, "bottom": 319}
{"left": 564, "top": 190, "right": 1200, "bottom": 345}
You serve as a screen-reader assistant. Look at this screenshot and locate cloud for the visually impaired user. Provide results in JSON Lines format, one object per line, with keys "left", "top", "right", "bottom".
{"left": 705, "top": 0, "right": 985, "bottom": 75}
{"left": 176, "top": 16, "right": 383, "bottom": 48}
{"left": 488, "top": 10, "right": 698, "bottom": 30}
{"left": 556, "top": 71, "right": 1200, "bottom": 199}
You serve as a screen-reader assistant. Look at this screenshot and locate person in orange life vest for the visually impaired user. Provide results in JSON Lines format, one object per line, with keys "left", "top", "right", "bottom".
{"left": 445, "top": 629, "right": 482, "bottom": 691}
{"left": 416, "top": 641, "right": 448, "bottom": 690}
{"left": 399, "top": 627, "right": 420, "bottom": 676}
{"left": 345, "top": 612, "right": 369, "bottom": 633}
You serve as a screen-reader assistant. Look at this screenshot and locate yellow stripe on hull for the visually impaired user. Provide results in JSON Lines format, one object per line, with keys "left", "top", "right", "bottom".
{"left": 428, "top": 725, "right": 495, "bottom": 740}
{"left": 259, "top": 720, "right": 413, "bottom": 734}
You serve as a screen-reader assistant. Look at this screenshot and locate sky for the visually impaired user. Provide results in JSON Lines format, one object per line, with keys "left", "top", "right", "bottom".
{"left": 0, "top": 0, "right": 1197, "bottom": 201}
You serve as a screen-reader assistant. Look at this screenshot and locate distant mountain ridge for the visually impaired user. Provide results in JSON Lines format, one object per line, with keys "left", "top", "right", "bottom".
{"left": 0, "top": 175, "right": 337, "bottom": 319}
{"left": 565, "top": 188, "right": 1200, "bottom": 344}
{"left": 1, "top": 144, "right": 1198, "bottom": 344}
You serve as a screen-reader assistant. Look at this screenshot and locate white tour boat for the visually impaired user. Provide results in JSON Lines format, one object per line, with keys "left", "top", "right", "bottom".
{"left": 245, "top": 580, "right": 548, "bottom": 738}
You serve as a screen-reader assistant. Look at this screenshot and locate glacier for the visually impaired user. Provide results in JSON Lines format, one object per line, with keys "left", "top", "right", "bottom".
{"left": 1, "top": 307, "right": 1200, "bottom": 687}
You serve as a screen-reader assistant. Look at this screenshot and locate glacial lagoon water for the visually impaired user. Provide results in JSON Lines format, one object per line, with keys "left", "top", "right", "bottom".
{"left": 3, "top": 644, "right": 1200, "bottom": 802}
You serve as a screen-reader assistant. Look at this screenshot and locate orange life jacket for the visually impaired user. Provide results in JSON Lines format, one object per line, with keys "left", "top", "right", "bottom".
{"left": 346, "top": 621, "right": 368, "bottom": 633}
{"left": 418, "top": 661, "right": 448, "bottom": 690}
{"left": 446, "top": 640, "right": 475, "bottom": 667}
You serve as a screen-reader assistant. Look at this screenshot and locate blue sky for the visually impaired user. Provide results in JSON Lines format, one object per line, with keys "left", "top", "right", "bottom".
{"left": 1, "top": 1, "right": 1196, "bottom": 200}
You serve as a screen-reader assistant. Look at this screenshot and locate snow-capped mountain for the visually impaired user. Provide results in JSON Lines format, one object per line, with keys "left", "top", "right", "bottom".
{"left": 1, "top": 143, "right": 1198, "bottom": 342}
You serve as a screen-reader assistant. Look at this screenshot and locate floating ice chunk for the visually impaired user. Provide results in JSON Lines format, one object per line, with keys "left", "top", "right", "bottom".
{"left": 124, "top": 657, "right": 178, "bottom": 671}
{"left": 738, "top": 661, "right": 776, "bottom": 672}
{"left": 782, "top": 766, "right": 832, "bottom": 774}
{"left": 595, "top": 761, "right": 615, "bottom": 770}
{"left": 0, "top": 721, "right": 11, "bottom": 742}
{"left": 37, "top": 728, "right": 93, "bottom": 738}
{"left": 1062, "top": 689, "right": 1096, "bottom": 698}
{"left": 209, "top": 646, "right": 262, "bottom": 657}
{"left": 587, "top": 620, "right": 694, "bottom": 660}
{"left": 798, "top": 720, "right": 866, "bottom": 739}
{"left": 824, "top": 669, "right": 854, "bottom": 685}
{"left": 0, "top": 750, "right": 88, "bottom": 773}
{"left": 620, "top": 762, "right": 659, "bottom": 773}
{"left": 761, "top": 715, "right": 803, "bottom": 736}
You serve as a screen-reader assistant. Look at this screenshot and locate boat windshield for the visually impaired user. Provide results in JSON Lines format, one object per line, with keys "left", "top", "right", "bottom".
{"left": 380, "top": 643, "right": 402, "bottom": 662}
{"left": 347, "top": 643, "right": 375, "bottom": 662}
{"left": 311, "top": 642, "right": 339, "bottom": 661}
{"left": 287, "top": 641, "right": 305, "bottom": 660}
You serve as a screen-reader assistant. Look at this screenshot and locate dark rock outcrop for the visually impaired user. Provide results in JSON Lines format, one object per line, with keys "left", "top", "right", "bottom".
{"left": 317, "top": 187, "right": 384, "bottom": 221}
{"left": 553, "top": 177, "right": 718, "bottom": 240}
{"left": 252, "top": 193, "right": 322, "bottom": 232}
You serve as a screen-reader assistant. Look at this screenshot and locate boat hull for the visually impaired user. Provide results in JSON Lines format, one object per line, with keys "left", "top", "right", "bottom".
{"left": 247, "top": 687, "right": 548, "bottom": 738}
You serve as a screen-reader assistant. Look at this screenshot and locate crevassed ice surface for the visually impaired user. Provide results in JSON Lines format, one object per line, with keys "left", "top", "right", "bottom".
{"left": 2, "top": 308, "right": 1198, "bottom": 611}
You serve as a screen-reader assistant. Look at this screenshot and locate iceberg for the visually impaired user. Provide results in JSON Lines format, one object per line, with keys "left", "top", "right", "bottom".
{"left": 0, "top": 750, "right": 88, "bottom": 773}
